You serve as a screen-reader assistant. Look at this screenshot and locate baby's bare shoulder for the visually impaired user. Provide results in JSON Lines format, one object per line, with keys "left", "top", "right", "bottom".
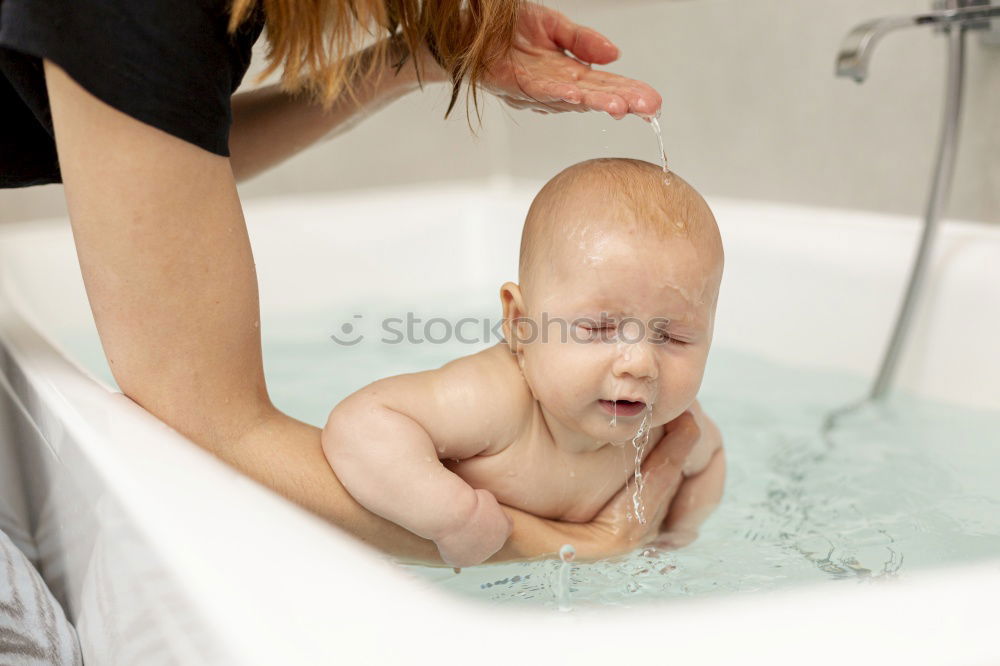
{"left": 433, "top": 344, "right": 534, "bottom": 449}
{"left": 361, "top": 344, "right": 532, "bottom": 458}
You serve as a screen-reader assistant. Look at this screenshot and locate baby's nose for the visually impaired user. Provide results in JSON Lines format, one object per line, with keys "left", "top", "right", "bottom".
{"left": 611, "top": 335, "right": 658, "bottom": 380}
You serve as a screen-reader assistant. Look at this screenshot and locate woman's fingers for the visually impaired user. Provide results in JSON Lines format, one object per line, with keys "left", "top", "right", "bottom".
{"left": 594, "top": 411, "right": 700, "bottom": 541}
{"left": 559, "top": 411, "right": 702, "bottom": 561}
{"left": 545, "top": 10, "right": 620, "bottom": 65}
{"left": 485, "top": 4, "right": 662, "bottom": 119}
{"left": 649, "top": 411, "right": 702, "bottom": 471}
{"left": 590, "top": 92, "right": 629, "bottom": 119}
{"left": 527, "top": 79, "right": 583, "bottom": 107}
{"left": 658, "top": 446, "right": 727, "bottom": 540}
{"left": 512, "top": 80, "right": 650, "bottom": 119}
{"left": 612, "top": 84, "right": 660, "bottom": 119}
{"left": 633, "top": 411, "right": 702, "bottom": 527}
{"left": 503, "top": 94, "right": 574, "bottom": 115}
{"left": 504, "top": 76, "right": 587, "bottom": 114}
{"left": 577, "top": 71, "right": 663, "bottom": 118}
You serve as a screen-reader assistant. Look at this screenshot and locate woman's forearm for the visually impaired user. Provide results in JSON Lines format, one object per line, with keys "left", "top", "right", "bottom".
{"left": 44, "top": 57, "right": 445, "bottom": 565}
{"left": 237, "top": 409, "right": 574, "bottom": 567}
{"left": 490, "top": 509, "right": 579, "bottom": 563}
{"left": 229, "top": 38, "right": 449, "bottom": 182}
{"left": 233, "top": 407, "right": 446, "bottom": 564}
{"left": 491, "top": 508, "right": 632, "bottom": 564}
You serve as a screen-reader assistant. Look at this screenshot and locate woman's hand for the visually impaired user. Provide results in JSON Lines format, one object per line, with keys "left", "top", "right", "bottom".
{"left": 656, "top": 403, "right": 727, "bottom": 549}
{"left": 574, "top": 410, "right": 702, "bottom": 560}
{"left": 481, "top": 3, "right": 662, "bottom": 120}
{"left": 491, "top": 411, "right": 701, "bottom": 563}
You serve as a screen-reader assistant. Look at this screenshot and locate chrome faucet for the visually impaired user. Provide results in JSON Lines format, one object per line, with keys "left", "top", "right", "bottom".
{"left": 836, "top": 1, "right": 1000, "bottom": 83}
{"left": 825, "top": 1, "right": 998, "bottom": 428}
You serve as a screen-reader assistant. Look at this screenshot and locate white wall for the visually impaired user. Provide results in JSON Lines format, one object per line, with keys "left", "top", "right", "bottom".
{"left": 514, "top": 0, "right": 1000, "bottom": 223}
{"left": 2, "top": 0, "right": 998, "bottom": 224}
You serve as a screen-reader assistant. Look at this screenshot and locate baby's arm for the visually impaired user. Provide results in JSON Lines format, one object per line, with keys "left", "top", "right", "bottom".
{"left": 321, "top": 347, "right": 527, "bottom": 567}
{"left": 658, "top": 399, "right": 726, "bottom": 547}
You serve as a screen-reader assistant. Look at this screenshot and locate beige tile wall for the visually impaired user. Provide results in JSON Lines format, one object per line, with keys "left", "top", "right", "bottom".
{"left": 2, "top": 0, "right": 997, "bottom": 224}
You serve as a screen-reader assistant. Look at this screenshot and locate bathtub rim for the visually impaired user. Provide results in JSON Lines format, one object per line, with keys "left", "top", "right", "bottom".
{"left": 2, "top": 183, "right": 1000, "bottom": 664}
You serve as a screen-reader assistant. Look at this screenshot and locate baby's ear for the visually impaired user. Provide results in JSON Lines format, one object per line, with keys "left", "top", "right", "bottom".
{"left": 499, "top": 282, "right": 526, "bottom": 354}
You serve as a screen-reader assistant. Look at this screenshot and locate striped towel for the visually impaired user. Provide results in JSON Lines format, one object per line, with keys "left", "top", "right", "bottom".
{"left": 0, "top": 528, "right": 82, "bottom": 665}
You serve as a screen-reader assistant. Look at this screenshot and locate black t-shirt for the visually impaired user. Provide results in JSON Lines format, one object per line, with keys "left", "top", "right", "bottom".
{"left": 0, "top": 0, "right": 265, "bottom": 188}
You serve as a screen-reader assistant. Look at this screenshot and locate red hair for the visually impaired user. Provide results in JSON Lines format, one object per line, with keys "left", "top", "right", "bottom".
{"left": 228, "top": 0, "right": 521, "bottom": 122}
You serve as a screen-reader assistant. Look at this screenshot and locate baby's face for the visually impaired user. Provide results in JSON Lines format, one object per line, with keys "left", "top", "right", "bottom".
{"left": 509, "top": 222, "right": 719, "bottom": 447}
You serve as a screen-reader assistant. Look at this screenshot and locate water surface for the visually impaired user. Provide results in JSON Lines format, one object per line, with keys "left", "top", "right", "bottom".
{"left": 63, "top": 301, "right": 1000, "bottom": 609}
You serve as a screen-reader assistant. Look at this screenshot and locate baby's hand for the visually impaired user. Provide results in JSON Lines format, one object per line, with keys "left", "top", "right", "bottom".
{"left": 434, "top": 489, "right": 513, "bottom": 568}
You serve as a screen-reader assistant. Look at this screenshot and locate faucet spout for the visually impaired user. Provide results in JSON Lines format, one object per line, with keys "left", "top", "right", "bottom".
{"left": 836, "top": 4, "right": 1000, "bottom": 82}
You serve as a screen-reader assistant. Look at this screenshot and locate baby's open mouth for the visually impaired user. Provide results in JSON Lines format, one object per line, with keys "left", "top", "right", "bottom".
{"left": 599, "top": 399, "right": 647, "bottom": 418}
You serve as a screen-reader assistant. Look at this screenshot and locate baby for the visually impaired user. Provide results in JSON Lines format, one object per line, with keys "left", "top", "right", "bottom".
{"left": 322, "top": 158, "right": 726, "bottom": 567}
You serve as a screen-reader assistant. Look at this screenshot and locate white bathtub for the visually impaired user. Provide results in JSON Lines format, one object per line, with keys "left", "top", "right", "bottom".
{"left": 1, "top": 180, "right": 999, "bottom": 665}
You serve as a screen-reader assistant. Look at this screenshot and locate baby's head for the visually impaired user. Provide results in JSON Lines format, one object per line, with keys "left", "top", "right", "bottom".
{"left": 501, "top": 158, "right": 724, "bottom": 448}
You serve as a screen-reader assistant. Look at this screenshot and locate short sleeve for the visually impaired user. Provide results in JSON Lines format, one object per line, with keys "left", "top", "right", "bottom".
{"left": 0, "top": 0, "right": 264, "bottom": 159}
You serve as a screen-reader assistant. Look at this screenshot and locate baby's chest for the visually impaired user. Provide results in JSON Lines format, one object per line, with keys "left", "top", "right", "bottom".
{"left": 446, "top": 440, "right": 633, "bottom": 523}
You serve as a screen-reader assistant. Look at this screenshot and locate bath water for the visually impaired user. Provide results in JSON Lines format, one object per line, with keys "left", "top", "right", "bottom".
{"left": 60, "top": 301, "right": 1000, "bottom": 610}
{"left": 648, "top": 116, "right": 671, "bottom": 184}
